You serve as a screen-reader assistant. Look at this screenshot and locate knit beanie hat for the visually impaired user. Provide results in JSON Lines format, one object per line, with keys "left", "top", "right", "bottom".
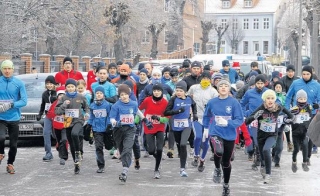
{"left": 217, "top": 79, "right": 231, "bottom": 89}
{"left": 249, "top": 76, "right": 256, "bottom": 86}
{"left": 139, "top": 68, "right": 148, "bottom": 75}
{"left": 191, "top": 61, "right": 201, "bottom": 68}
{"left": 65, "top": 78, "right": 77, "bottom": 87}
{"left": 204, "top": 65, "right": 211, "bottom": 71}
{"left": 108, "top": 62, "right": 117, "bottom": 70}
{"left": 296, "top": 89, "right": 307, "bottom": 101}
{"left": 176, "top": 80, "right": 187, "bottom": 92}
{"left": 201, "top": 71, "right": 211, "bottom": 80}
{"left": 249, "top": 71, "right": 258, "bottom": 78}
{"left": 152, "top": 83, "right": 163, "bottom": 92}
{"left": 170, "top": 68, "right": 179, "bottom": 77}
{"left": 162, "top": 67, "right": 171, "bottom": 75}
{"left": 302, "top": 65, "right": 313, "bottom": 75}
{"left": 118, "top": 84, "right": 131, "bottom": 96}
{"left": 286, "top": 65, "right": 295, "bottom": 72}
{"left": 56, "top": 86, "right": 65, "bottom": 95}
{"left": 1, "top": 60, "right": 14, "bottom": 69}
{"left": 152, "top": 68, "right": 162, "bottom": 76}
{"left": 123, "top": 80, "right": 133, "bottom": 91}
{"left": 63, "top": 57, "right": 72, "bottom": 64}
{"left": 45, "top": 75, "right": 57, "bottom": 85}
{"left": 95, "top": 86, "right": 105, "bottom": 96}
{"left": 222, "top": 60, "right": 230, "bottom": 67}
{"left": 182, "top": 60, "right": 190, "bottom": 68}
{"left": 212, "top": 73, "right": 223, "bottom": 81}
{"left": 262, "top": 89, "right": 276, "bottom": 101}
{"left": 255, "top": 74, "right": 266, "bottom": 83}
{"left": 236, "top": 80, "right": 245, "bottom": 90}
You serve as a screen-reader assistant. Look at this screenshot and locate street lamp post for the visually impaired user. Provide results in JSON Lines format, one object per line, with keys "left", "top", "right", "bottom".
{"left": 297, "top": 0, "right": 302, "bottom": 73}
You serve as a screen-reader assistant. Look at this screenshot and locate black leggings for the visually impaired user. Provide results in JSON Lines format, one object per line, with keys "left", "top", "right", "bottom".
{"left": 0, "top": 120, "right": 19, "bottom": 165}
{"left": 146, "top": 131, "right": 164, "bottom": 171}
{"left": 174, "top": 128, "right": 191, "bottom": 169}
{"left": 66, "top": 122, "right": 83, "bottom": 162}
{"left": 292, "top": 134, "right": 308, "bottom": 162}
{"left": 211, "top": 136, "right": 235, "bottom": 184}
{"left": 55, "top": 129, "right": 68, "bottom": 160}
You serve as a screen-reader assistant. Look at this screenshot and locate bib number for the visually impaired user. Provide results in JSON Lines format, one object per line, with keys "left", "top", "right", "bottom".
{"left": 45, "top": 103, "right": 51, "bottom": 111}
{"left": 54, "top": 116, "right": 64, "bottom": 123}
{"left": 65, "top": 109, "right": 79, "bottom": 118}
{"left": 93, "top": 109, "right": 107, "bottom": 118}
{"left": 260, "top": 122, "right": 276, "bottom": 133}
{"left": 250, "top": 120, "right": 258, "bottom": 128}
{"left": 120, "top": 114, "right": 134, "bottom": 125}
{"left": 295, "top": 113, "right": 310, "bottom": 124}
{"left": 146, "top": 114, "right": 160, "bottom": 124}
{"left": 173, "top": 119, "right": 189, "bottom": 128}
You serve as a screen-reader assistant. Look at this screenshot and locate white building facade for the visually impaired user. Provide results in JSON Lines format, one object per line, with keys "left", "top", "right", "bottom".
{"left": 204, "top": 0, "right": 286, "bottom": 55}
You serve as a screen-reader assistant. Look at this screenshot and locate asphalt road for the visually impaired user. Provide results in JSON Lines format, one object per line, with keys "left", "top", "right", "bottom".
{"left": 0, "top": 142, "right": 319, "bottom": 196}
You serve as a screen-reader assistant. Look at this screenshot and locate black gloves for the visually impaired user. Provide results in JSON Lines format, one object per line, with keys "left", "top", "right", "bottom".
{"left": 151, "top": 115, "right": 160, "bottom": 121}
{"left": 36, "top": 115, "right": 42, "bottom": 121}
{"left": 193, "top": 114, "right": 198, "bottom": 121}
{"left": 313, "top": 103, "right": 319, "bottom": 109}
{"left": 173, "top": 107, "right": 185, "bottom": 115}
{"left": 142, "top": 118, "right": 154, "bottom": 130}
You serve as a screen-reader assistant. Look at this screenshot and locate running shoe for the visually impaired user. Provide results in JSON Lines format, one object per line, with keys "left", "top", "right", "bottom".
{"left": 167, "top": 150, "right": 174, "bottom": 158}
{"left": 222, "top": 183, "right": 230, "bottom": 196}
{"left": 154, "top": 170, "right": 161, "bottom": 179}
{"left": 6, "top": 164, "right": 15, "bottom": 174}
{"left": 198, "top": 160, "right": 205, "bottom": 172}
{"left": 291, "top": 162, "right": 298, "bottom": 173}
{"left": 264, "top": 174, "right": 271, "bottom": 184}
{"left": 302, "top": 162, "right": 309, "bottom": 172}
{"left": 213, "top": 168, "right": 222, "bottom": 183}
{"left": 180, "top": 169, "right": 188, "bottom": 177}
{"left": 96, "top": 167, "right": 105, "bottom": 173}
{"left": 191, "top": 156, "right": 199, "bottom": 167}
{"left": 134, "top": 159, "right": 140, "bottom": 170}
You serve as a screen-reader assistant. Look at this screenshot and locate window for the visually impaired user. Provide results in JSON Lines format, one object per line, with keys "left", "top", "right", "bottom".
{"left": 263, "top": 41, "right": 269, "bottom": 54}
{"left": 222, "top": 1, "right": 231, "bottom": 8}
{"left": 164, "top": 30, "right": 169, "bottom": 44}
{"left": 233, "top": 19, "right": 238, "bottom": 29}
{"left": 253, "top": 41, "right": 259, "bottom": 52}
{"left": 244, "top": 0, "right": 253, "bottom": 7}
{"left": 243, "top": 41, "right": 248, "bottom": 54}
{"left": 263, "top": 18, "right": 269, "bottom": 29}
{"left": 164, "top": 0, "right": 170, "bottom": 12}
{"left": 221, "top": 19, "right": 227, "bottom": 29}
{"left": 142, "top": 30, "right": 150, "bottom": 43}
{"left": 194, "top": 43, "right": 200, "bottom": 54}
{"left": 253, "top": 18, "right": 259, "bottom": 29}
{"left": 243, "top": 19, "right": 249, "bottom": 29}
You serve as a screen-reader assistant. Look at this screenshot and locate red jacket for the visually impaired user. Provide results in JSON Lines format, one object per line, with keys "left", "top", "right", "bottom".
{"left": 87, "top": 70, "right": 97, "bottom": 93}
{"left": 235, "top": 122, "right": 251, "bottom": 144}
{"left": 139, "top": 96, "right": 168, "bottom": 134}
{"left": 46, "top": 100, "right": 64, "bottom": 130}
{"left": 54, "top": 70, "right": 84, "bottom": 86}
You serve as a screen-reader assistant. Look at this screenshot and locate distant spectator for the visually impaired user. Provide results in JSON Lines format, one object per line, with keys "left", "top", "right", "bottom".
{"left": 54, "top": 57, "right": 84, "bottom": 86}
{"left": 31, "top": 67, "right": 37, "bottom": 74}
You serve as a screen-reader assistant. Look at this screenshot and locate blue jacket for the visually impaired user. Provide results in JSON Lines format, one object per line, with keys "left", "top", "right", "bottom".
{"left": 138, "top": 83, "right": 173, "bottom": 105}
{"left": 0, "top": 76, "right": 27, "bottom": 121}
{"left": 285, "top": 79, "right": 320, "bottom": 114}
{"left": 88, "top": 100, "right": 112, "bottom": 132}
{"left": 240, "top": 87, "right": 268, "bottom": 117}
{"left": 91, "top": 80, "right": 117, "bottom": 99}
{"left": 129, "top": 73, "right": 140, "bottom": 83}
{"left": 109, "top": 100, "right": 138, "bottom": 127}
{"left": 203, "top": 96, "right": 244, "bottom": 141}
{"left": 161, "top": 77, "right": 171, "bottom": 85}
{"left": 219, "top": 68, "right": 239, "bottom": 84}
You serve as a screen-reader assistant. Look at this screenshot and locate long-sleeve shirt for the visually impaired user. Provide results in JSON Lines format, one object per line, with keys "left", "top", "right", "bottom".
{"left": 109, "top": 100, "right": 138, "bottom": 127}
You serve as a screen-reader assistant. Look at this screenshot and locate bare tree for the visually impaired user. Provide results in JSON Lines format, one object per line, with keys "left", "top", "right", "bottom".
{"left": 148, "top": 22, "right": 166, "bottom": 58}
{"left": 213, "top": 23, "right": 229, "bottom": 54}
{"left": 225, "top": 19, "right": 245, "bottom": 54}
{"left": 200, "top": 20, "right": 214, "bottom": 54}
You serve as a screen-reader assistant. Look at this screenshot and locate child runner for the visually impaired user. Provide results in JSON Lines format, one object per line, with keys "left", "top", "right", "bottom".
{"left": 245, "top": 89, "right": 293, "bottom": 184}
{"left": 55, "top": 78, "right": 90, "bottom": 174}
{"left": 291, "top": 89, "right": 313, "bottom": 173}
{"left": 164, "top": 80, "right": 197, "bottom": 177}
{"left": 37, "top": 75, "right": 57, "bottom": 161}
{"left": 87, "top": 86, "right": 113, "bottom": 173}
{"left": 46, "top": 86, "right": 68, "bottom": 165}
{"left": 188, "top": 71, "right": 219, "bottom": 172}
{"left": 138, "top": 83, "right": 168, "bottom": 179}
{"left": 109, "top": 84, "right": 152, "bottom": 182}
{"left": 203, "top": 79, "right": 244, "bottom": 196}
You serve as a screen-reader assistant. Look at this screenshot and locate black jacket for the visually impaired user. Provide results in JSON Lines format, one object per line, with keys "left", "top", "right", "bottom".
{"left": 183, "top": 74, "right": 201, "bottom": 91}
{"left": 280, "top": 75, "right": 299, "bottom": 93}
{"left": 38, "top": 90, "right": 57, "bottom": 116}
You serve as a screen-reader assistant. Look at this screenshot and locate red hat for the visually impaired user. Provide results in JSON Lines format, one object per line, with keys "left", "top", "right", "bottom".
{"left": 56, "top": 86, "right": 65, "bottom": 95}
{"left": 232, "top": 62, "right": 240, "bottom": 69}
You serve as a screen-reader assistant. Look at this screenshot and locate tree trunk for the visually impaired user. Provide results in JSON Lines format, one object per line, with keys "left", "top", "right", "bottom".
{"left": 114, "top": 27, "right": 124, "bottom": 61}
{"left": 217, "top": 37, "right": 221, "bottom": 54}
{"left": 150, "top": 34, "right": 158, "bottom": 58}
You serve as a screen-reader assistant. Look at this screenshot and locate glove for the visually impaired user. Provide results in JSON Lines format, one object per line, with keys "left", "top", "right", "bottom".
{"left": 142, "top": 118, "right": 153, "bottom": 130}
{"left": 114, "top": 121, "right": 122, "bottom": 128}
{"left": 202, "top": 128, "right": 209, "bottom": 142}
{"left": 245, "top": 118, "right": 250, "bottom": 125}
{"left": 62, "top": 100, "right": 70, "bottom": 107}
{"left": 283, "top": 125, "right": 291, "bottom": 132}
{"left": 151, "top": 115, "right": 160, "bottom": 122}
{"left": 254, "top": 110, "right": 264, "bottom": 119}
{"left": 36, "top": 115, "right": 42, "bottom": 121}
{"left": 174, "top": 107, "right": 185, "bottom": 114}
{"left": 193, "top": 114, "right": 198, "bottom": 122}
{"left": 313, "top": 103, "right": 319, "bottom": 109}
{"left": 244, "top": 137, "right": 252, "bottom": 147}
{"left": 283, "top": 117, "right": 294, "bottom": 124}
{"left": 216, "top": 117, "right": 228, "bottom": 127}
{"left": 0, "top": 102, "right": 11, "bottom": 113}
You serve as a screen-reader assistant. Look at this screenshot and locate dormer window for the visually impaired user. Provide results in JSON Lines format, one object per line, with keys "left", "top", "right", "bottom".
{"left": 222, "top": 1, "right": 231, "bottom": 9}
{"left": 244, "top": 0, "right": 253, "bottom": 7}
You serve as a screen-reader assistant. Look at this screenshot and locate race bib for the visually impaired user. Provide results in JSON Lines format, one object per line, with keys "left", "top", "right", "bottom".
{"left": 65, "top": 109, "right": 79, "bottom": 118}
{"left": 295, "top": 113, "right": 310, "bottom": 124}
{"left": 93, "top": 109, "right": 107, "bottom": 118}
{"left": 120, "top": 114, "right": 134, "bottom": 125}
{"left": 54, "top": 116, "right": 64, "bottom": 123}
{"left": 45, "top": 103, "right": 52, "bottom": 111}
{"left": 277, "top": 115, "right": 284, "bottom": 128}
{"left": 173, "top": 118, "right": 189, "bottom": 128}
{"left": 250, "top": 120, "right": 258, "bottom": 128}
{"left": 260, "top": 121, "right": 276, "bottom": 133}
{"left": 0, "top": 99, "right": 12, "bottom": 104}
{"left": 146, "top": 114, "right": 160, "bottom": 124}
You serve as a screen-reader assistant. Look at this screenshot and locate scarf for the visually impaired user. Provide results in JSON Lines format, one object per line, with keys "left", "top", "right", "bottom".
{"left": 139, "top": 78, "right": 149, "bottom": 84}
{"left": 66, "top": 91, "right": 78, "bottom": 98}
